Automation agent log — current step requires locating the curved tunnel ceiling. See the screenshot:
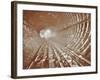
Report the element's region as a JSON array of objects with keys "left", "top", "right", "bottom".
[{"left": 23, "top": 10, "right": 91, "bottom": 69}]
